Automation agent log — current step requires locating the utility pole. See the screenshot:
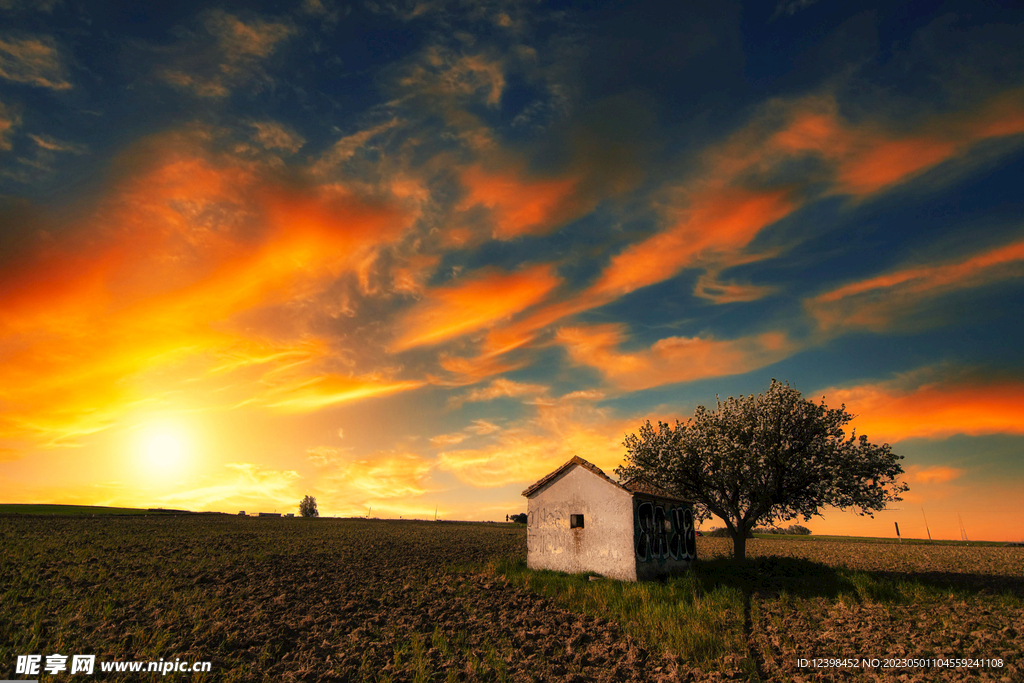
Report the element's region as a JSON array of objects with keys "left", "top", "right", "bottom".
[
  {"left": 894, "top": 522, "right": 901, "bottom": 543},
  {"left": 921, "top": 508, "right": 932, "bottom": 541}
]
